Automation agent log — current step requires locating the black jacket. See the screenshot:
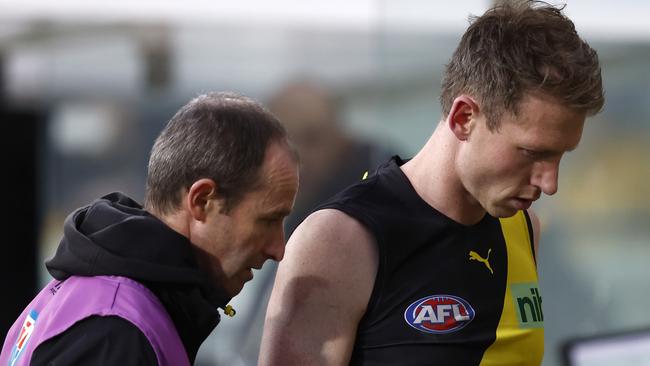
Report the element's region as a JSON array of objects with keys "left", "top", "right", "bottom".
[{"left": 31, "top": 192, "right": 231, "bottom": 365}]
